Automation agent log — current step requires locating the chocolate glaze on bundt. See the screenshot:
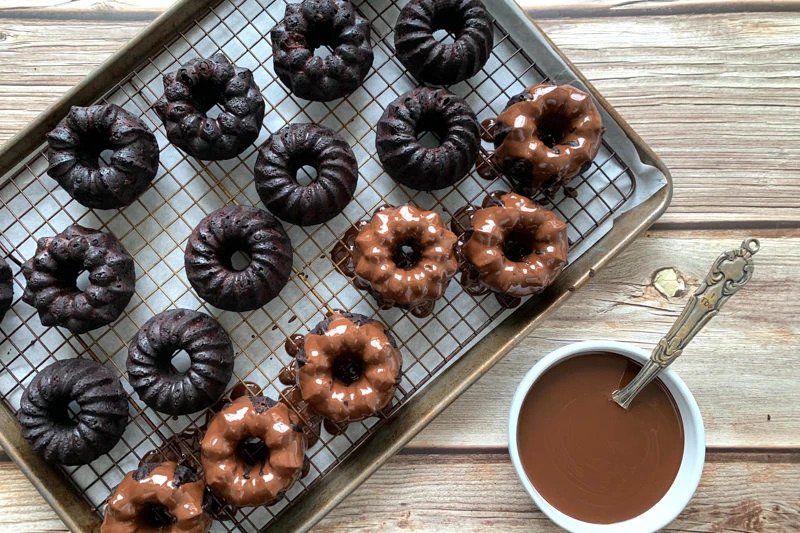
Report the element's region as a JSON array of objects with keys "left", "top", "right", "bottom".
[
  {"left": 488, "top": 84, "right": 604, "bottom": 194},
  {"left": 22, "top": 225, "right": 136, "bottom": 334},
  {"left": 155, "top": 53, "right": 265, "bottom": 161},
  {"left": 254, "top": 123, "right": 358, "bottom": 226},
  {"left": 395, "top": 0, "right": 494, "bottom": 86},
  {"left": 127, "top": 309, "right": 234, "bottom": 415},
  {"left": 102, "top": 462, "right": 210, "bottom": 533},
  {"left": 184, "top": 205, "right": 293, "bottom": 312},
  {"left": 352, "top": 204, "right": 459, "bottom": 316},
  {"left": 0, "top": 257, "right": 12, "bottom": 323},
  {"left": 376, "top": 87, "right": 480, "bottom": 190},
  {"left": 296, "top": 311, "right": 402, "bottom": 423},
  {"left": 271, "top": 0, "right": 374, "bottom": 102},
  {"left": 45, "top": 104, "right": 159, "bottom": 210},
  {"left": 201, "top": 396, "right": 306, "bottom": 507},
  {"left": 460, "top": 192, "right": 568, "bottom": 297},
  {"left": 18, "top": 358, "right": 128, "bottom": 465}
]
